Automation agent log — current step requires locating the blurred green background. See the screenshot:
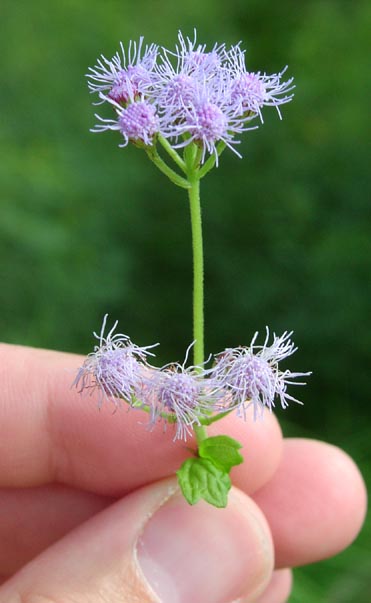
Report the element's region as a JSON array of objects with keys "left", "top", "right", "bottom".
[{"left": 1, "top": 0, "right": 370, "bottom": 600}]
